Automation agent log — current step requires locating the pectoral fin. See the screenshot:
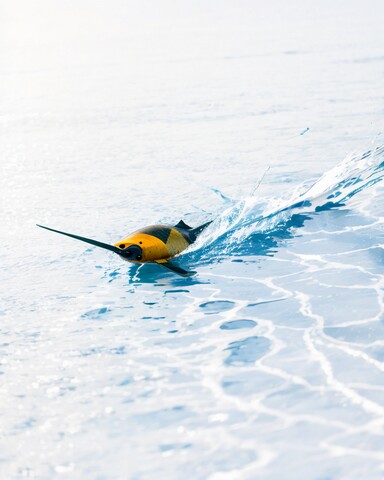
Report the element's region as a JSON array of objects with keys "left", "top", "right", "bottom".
[{"left": 154, "top": 260, "right": 196, "bottom": 277}]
